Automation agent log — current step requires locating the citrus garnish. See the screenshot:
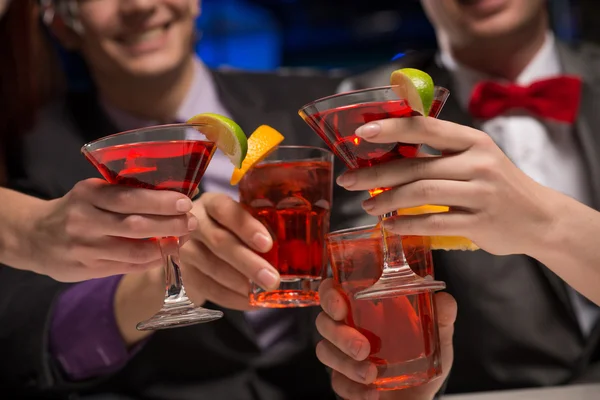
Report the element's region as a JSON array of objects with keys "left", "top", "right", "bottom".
[
  {"left": 378, "top": 204, "right": 479, "bottom": 251},
  {"left": 187, "top": 113, "right": 248, "bottom": 168},
  {"left": 390, "top": 68, "right": 435, "bottom": 116},
  {"left": 230, "top": 125, "right": 285, "bottom": 185}
]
